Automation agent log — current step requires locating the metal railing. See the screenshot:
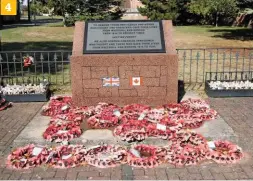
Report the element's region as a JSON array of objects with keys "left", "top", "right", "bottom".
[
  {"left": 177, "top": 48, "right": 253, "bottom": 84},
  {"left": 0, "top": 48, "right": 253, "bottom": 87},
  {"left": 0, "top": 51, "right": 72, "bottom": 86}
]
